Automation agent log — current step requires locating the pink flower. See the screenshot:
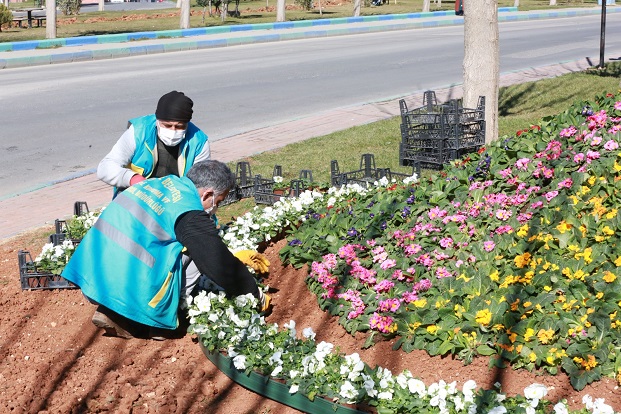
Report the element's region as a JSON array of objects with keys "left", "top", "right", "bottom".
[
  {"left": 377, "top": 298, "right": 400, "bottom": 312},
  {"left": 615, "top": 101, "right": 621, "bottom": 111},
  {"left": 369, "top": 313, "right": 396, "bottom": 334},
  {"left": 530, "top": 201, "right": 544, "bottom": 209},
  {"left": 428, "top": 206, "right": 447, "bottom": 220},
  {"left": 515, "top": 158, "right": 530, "bottom": 171},
  {"left": 435, "top": 267, "right": 453, "bottom": 279},
  {"left": 498, "top": 168, "right": 512, "bottom": 178},
  {"left": 586, "top": 150, "right": 600, "bottom": 160},
  {"left": 439, "top": 237, "right": 453, "bottom": 249},
  {"left": 604, "top": 140, "right": 619, "bottom": 151},
  {"left": 544, "top": 191, "right": 559, "bottom": 202},
  {"left": 495, "top": 209, "right": 513, "bottom": 221},
  {"left": 374, "top": 280, "right": 395, "bottom": 293},
  {"left": 483, "top": 240, "right": 496, "bottom": 252},
  {"left": 557, "top": 178, "right": 573, "bottom": 189},
  {"left": 380, "top": 259, "right": 397, "bottom": 270},
  {"left": 560, "top": 126, "right": 577, "bottom": 137}
]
